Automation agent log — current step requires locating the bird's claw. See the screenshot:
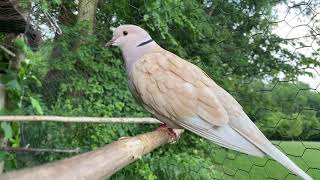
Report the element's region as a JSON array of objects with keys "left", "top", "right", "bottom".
[{"left": 157, "top": 124, "right": 179, "bottom": 143}]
